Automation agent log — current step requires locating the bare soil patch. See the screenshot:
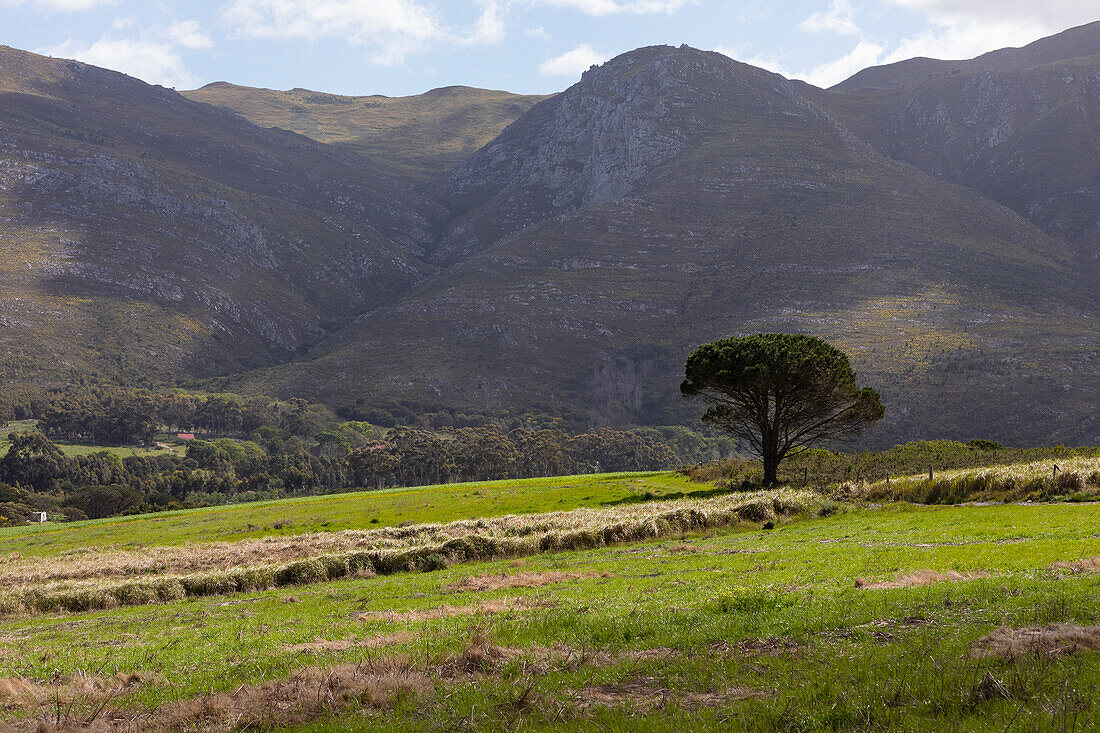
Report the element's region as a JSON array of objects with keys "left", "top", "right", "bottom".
[{"left": 972, "top": 624, "right": 1100, "bottom": 659}]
